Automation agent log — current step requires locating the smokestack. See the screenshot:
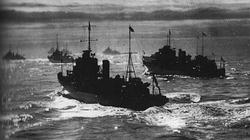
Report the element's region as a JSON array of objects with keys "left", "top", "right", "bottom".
[{"left": 102, "top": 60, "right": 110, "bottom": 79}]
